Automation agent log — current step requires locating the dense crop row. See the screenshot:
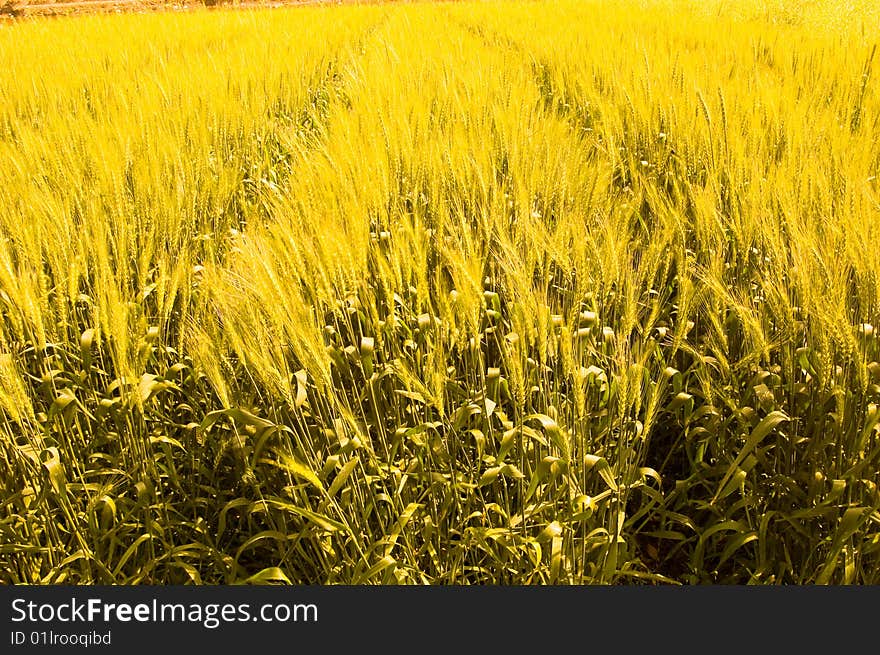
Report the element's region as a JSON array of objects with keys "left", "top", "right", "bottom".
[{"left": 2, "top": 0, "right": 879, "bottom": 584}]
